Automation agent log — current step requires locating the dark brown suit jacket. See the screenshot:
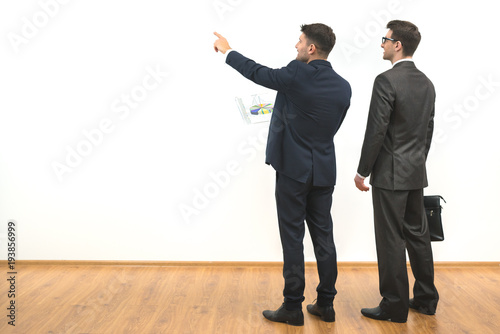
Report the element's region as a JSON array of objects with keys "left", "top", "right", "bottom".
[{"left": 357, "top": 61, "right": 435, "bottom": 190}]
